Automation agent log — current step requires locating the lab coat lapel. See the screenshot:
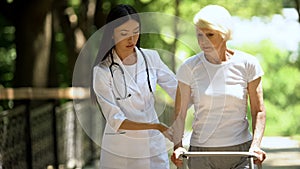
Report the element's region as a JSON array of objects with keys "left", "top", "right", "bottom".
[
  {"left": 112, "top": 50, "right": 142, "bottom": 94},
  {"left": 135, "top": 47, "right": 147, "bottom": 87}
]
